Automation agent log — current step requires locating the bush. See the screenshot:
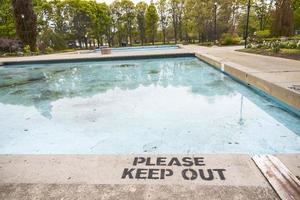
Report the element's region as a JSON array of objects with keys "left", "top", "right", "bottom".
[
  {"left": 0, "top": 38, "right": 22, "bottom": 53},
  {"left": 271, "top": 41, "right": 280, "bottom": 53},
  {"left": 220, "top": 33, "right": 241, "bottom": 45},
  {"left": 288, "top": 40, "right": 297, "bottom": 49},
  {"left": 279, "top": 41, "right": 289, "bottom": 48},
  {"left": 45, "top": 47, "right": 54, "bottom": 54},
  {"left": 23, "top": 45, "right": 31, "bottom": 55},
  {"left": 255, "top": 30, "right": 271, "bottom": 38}
]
